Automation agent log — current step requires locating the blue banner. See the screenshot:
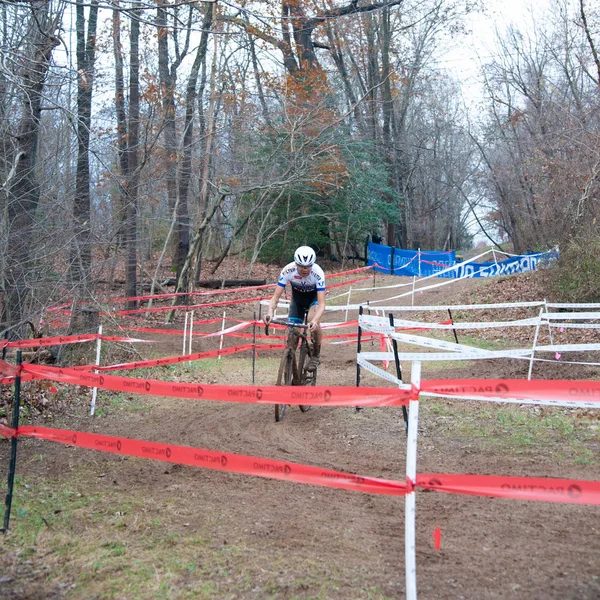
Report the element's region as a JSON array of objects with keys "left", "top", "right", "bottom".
[
  {"left": 438, "top": 251, "right": 556, "bottom": 278},
  {"left": 367, "top": 242, "right": 556, "bottom": 278},
  {"left": 367, "top": 242, "right": 455, "bottom": 276}
]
